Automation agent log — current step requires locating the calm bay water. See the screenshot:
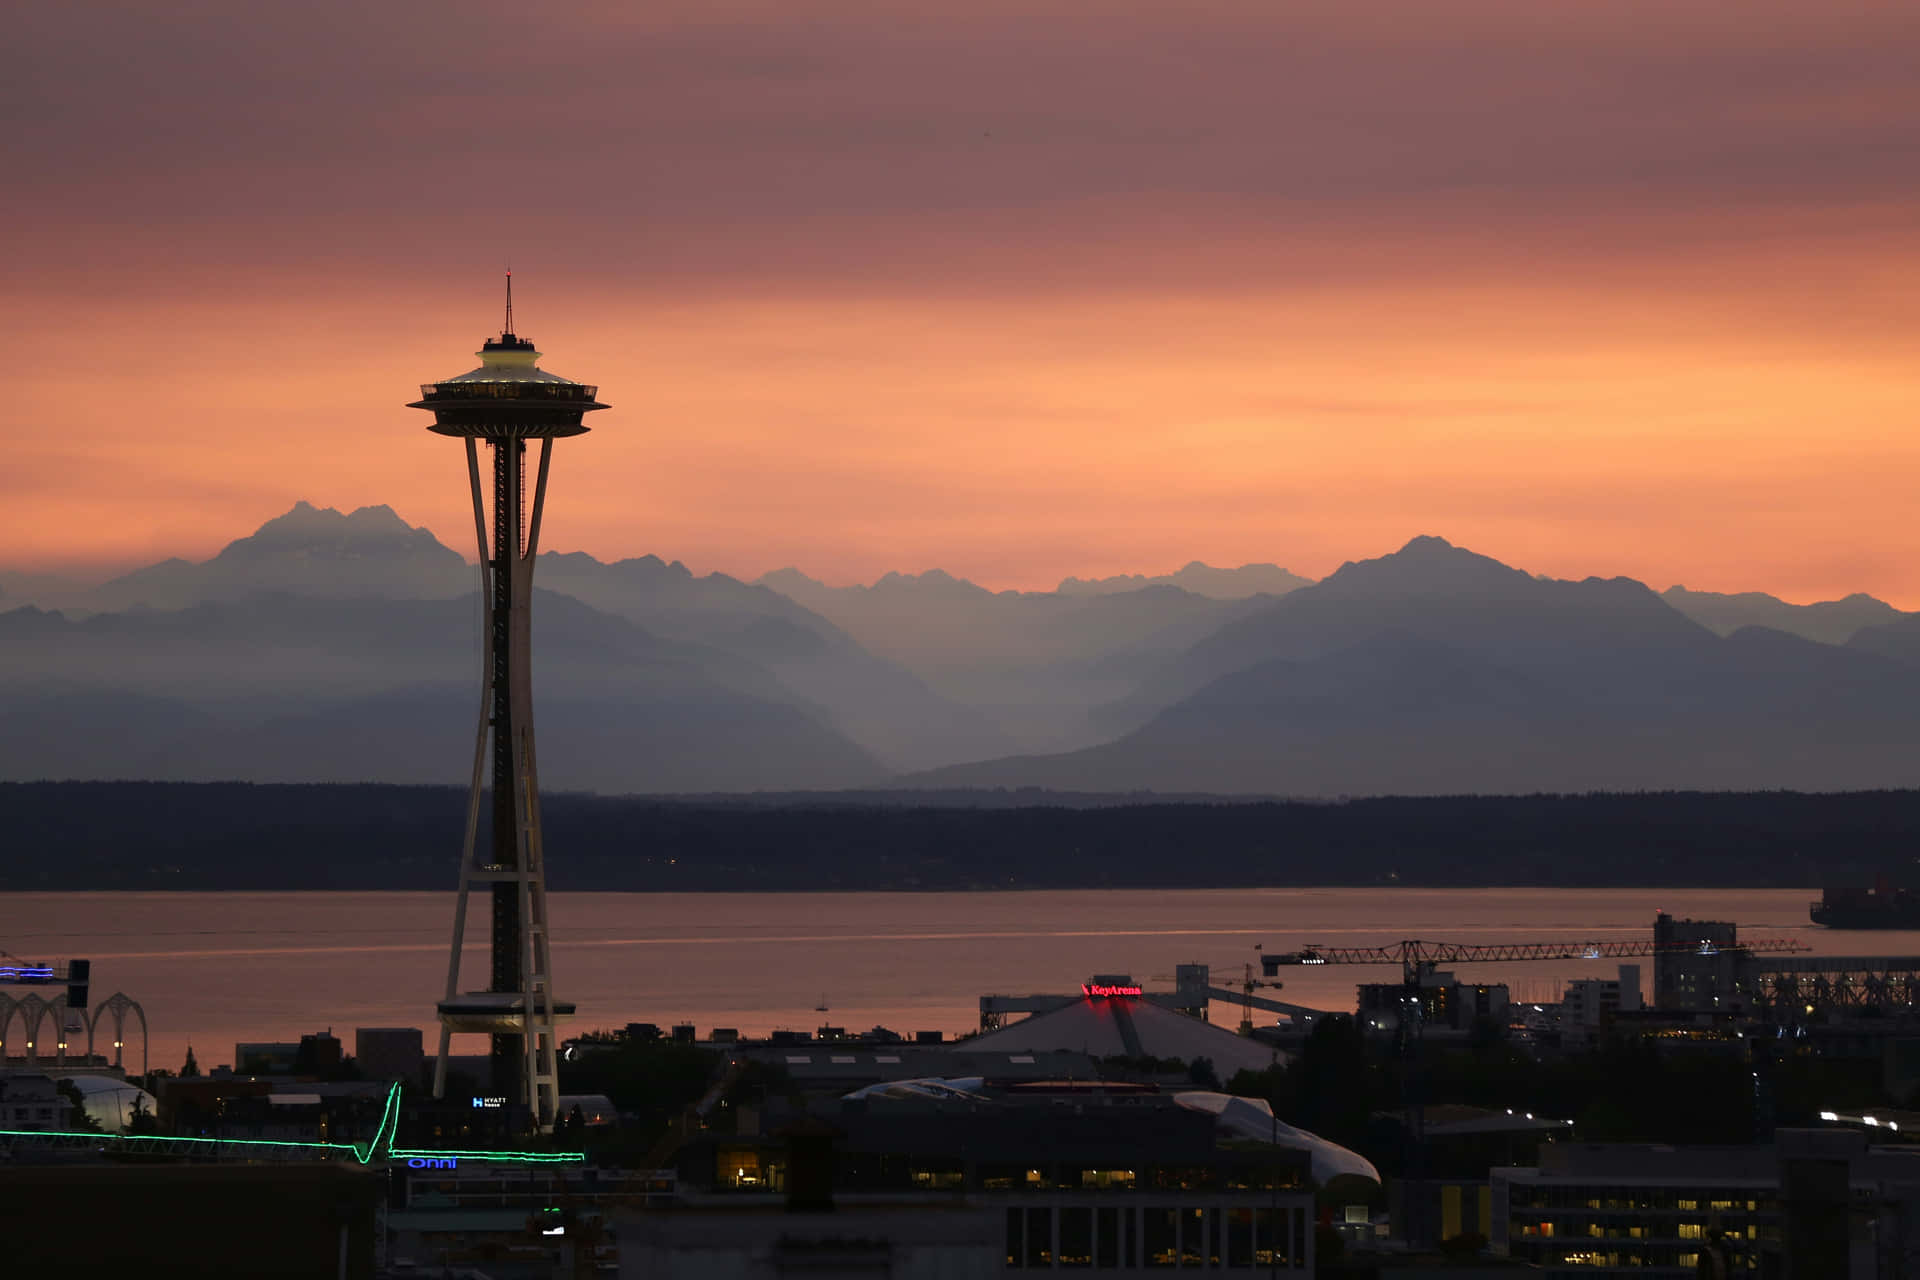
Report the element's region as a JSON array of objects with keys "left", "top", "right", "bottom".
[{"left": 4, "top": 888, "right": 1836, "bottom": 1077}]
